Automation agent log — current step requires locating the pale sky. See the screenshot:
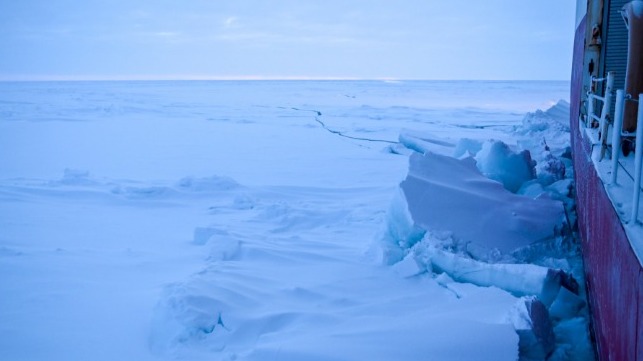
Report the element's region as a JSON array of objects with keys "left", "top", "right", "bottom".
[{"left": 0, "top": 0, "right": 576, "bottom": 81}]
